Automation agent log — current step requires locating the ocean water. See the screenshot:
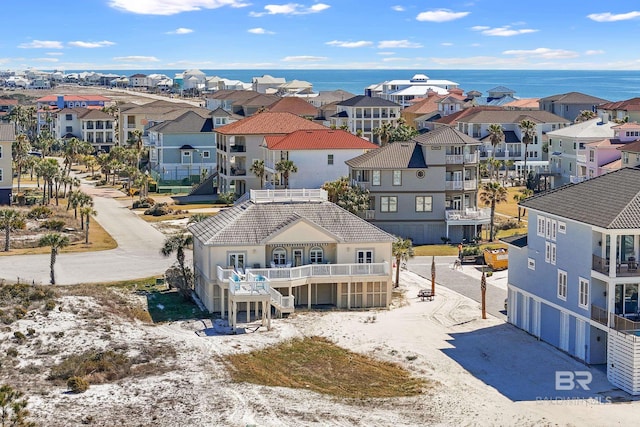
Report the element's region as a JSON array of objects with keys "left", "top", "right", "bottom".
[{"left": 68, "top": 69, "right": 640, "bottom": 101}]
